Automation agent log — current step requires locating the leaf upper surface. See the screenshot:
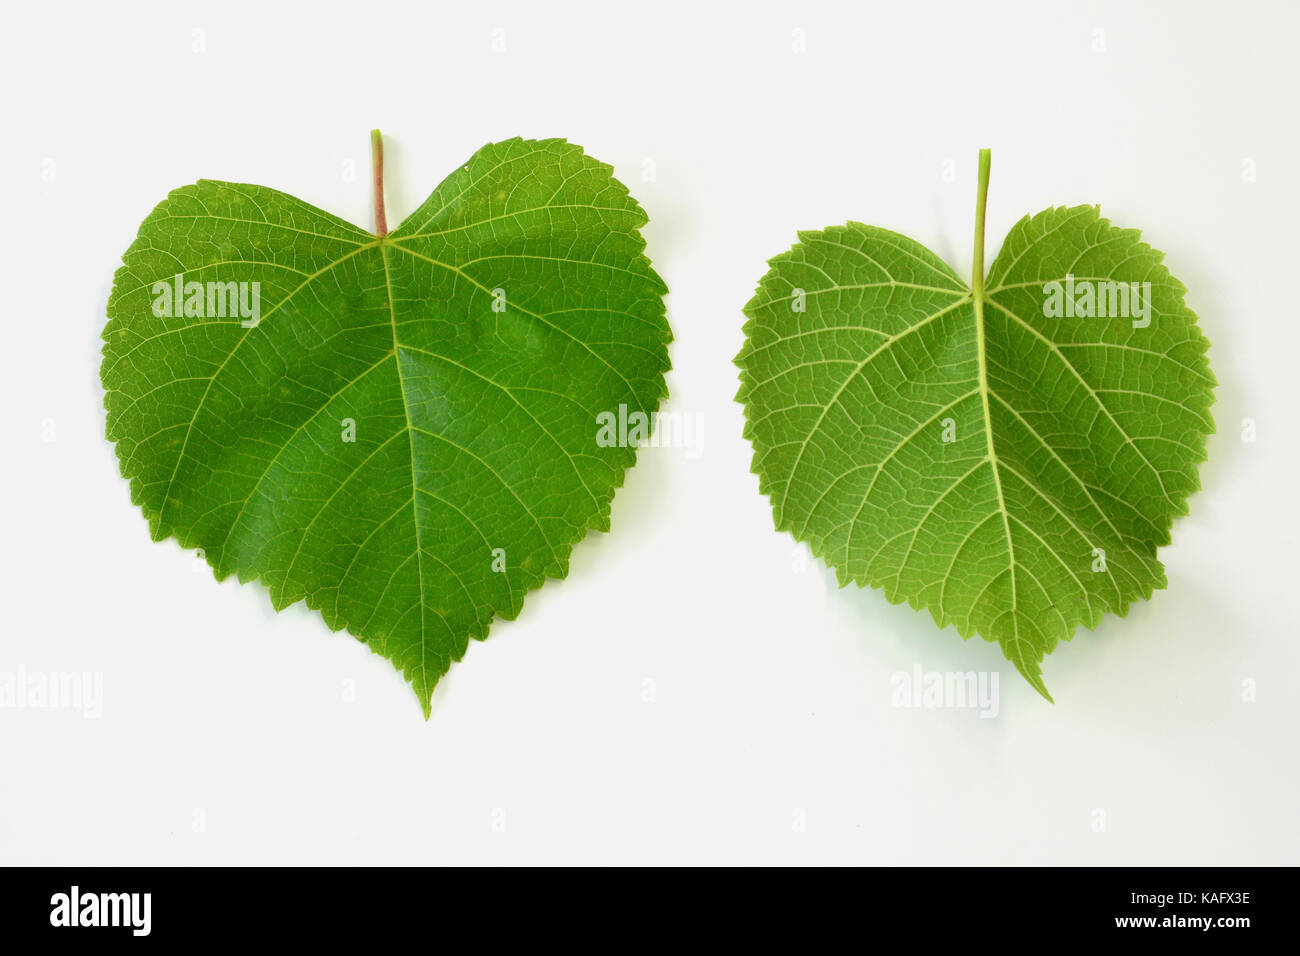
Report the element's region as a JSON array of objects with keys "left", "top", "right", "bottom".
[{"left": 103, "top": 138, "right": 670, "bottom": 714}]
